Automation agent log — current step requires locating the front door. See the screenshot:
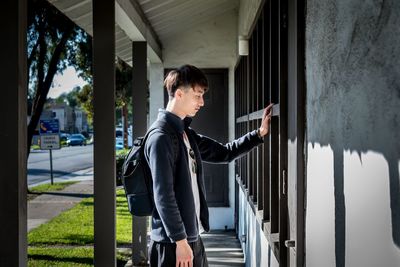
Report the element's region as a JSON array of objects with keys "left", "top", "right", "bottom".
[{"left": 164, "top": 68, "right": 229, "bottom": 207}]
